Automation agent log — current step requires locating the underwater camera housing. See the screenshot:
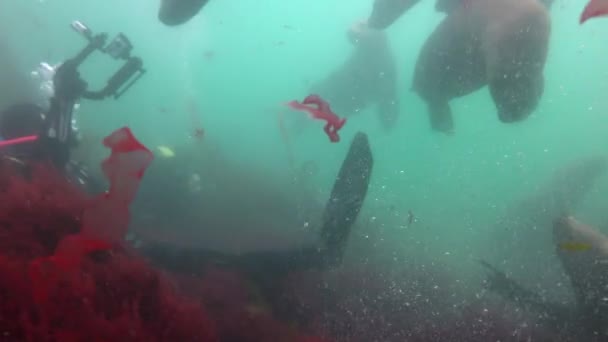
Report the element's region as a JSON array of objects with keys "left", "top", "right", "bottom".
[
  {"left": 69, "top": 20, "right": 145, "bottom": 100},
  {"left": 39, "top": 20, "right": 146, "bottom": 168}
]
